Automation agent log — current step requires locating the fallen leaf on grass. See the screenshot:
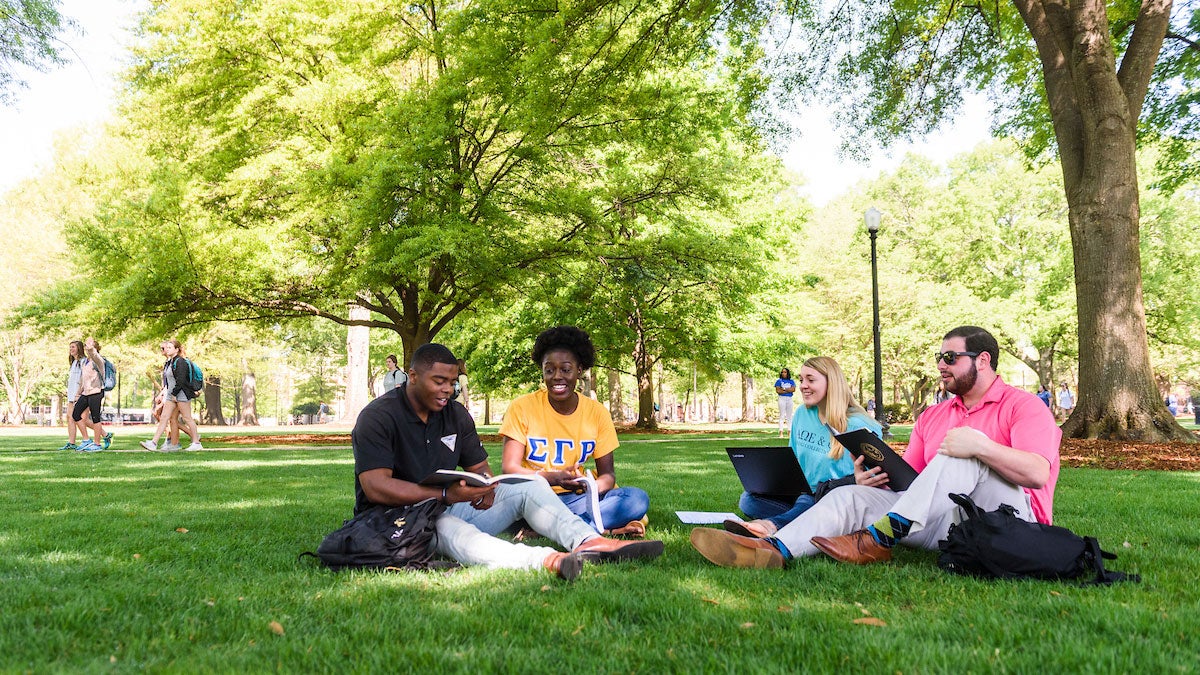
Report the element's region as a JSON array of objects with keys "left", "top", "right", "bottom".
[
  {"left": 740, "top": 622, "right": 755, "bottom": 629},
  {"left": 701, "top": 597, "right": 719, "bottom": 605},
  {"left": 860, "top": 607, "right": 871, "bottom": 616},
  {"left": 269, "top": 621, "right": 285, "bottom": 636},
  {"left": 540, "top": 584, "right": 551, "bottom": 592},
  {"left": 1050, "top": 591, "right": 1061, "bottom": 596},
  {"left": 133, "top": 554, "right": 141, "bottom": 559},
  {"left": 175, "top": 528, "right": 188, "bottom": 533},
  {"left": 853, "top": 617, "right": 888, "bottom": 627},
  {"left": 777, "top": 606, "right": 792, "bottom": 613},
  {"left": 572, "top": 625, "right": 584, "bottom": 635}
]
